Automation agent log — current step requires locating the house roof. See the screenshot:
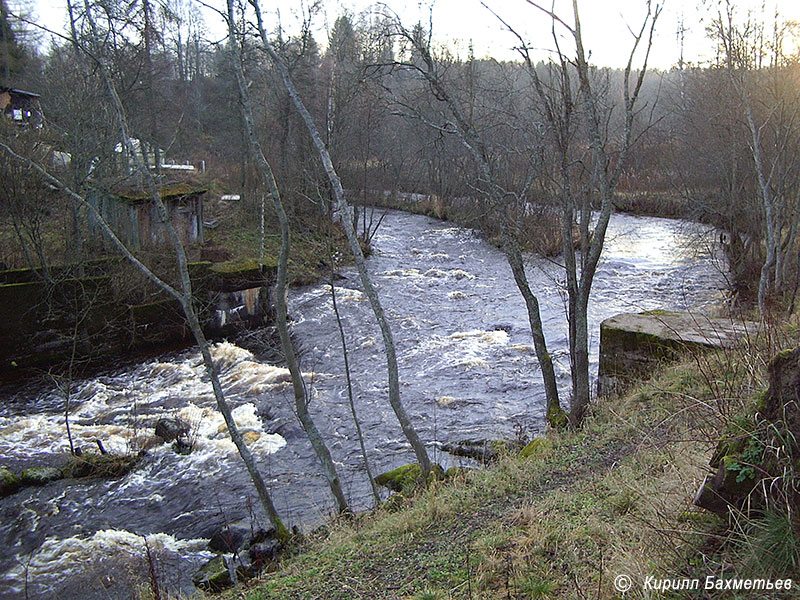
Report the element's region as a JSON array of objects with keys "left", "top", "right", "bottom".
[
  {"left": 0, "top": 87, "right": 41, "bottom": 98},
  {"left": 112, "top": 183, "right": 208, "bottom": 203}
]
